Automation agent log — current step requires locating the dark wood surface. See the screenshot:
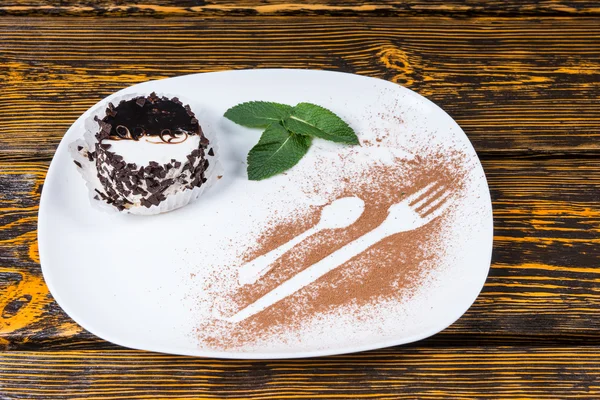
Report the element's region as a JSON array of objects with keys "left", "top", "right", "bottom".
[
  {"left": 1, "top": 1, "right": 599, "bottom": 16},
  {"left": 2, "top": 16, "right": 599, "bottom": 158},
  {"left": 1, "top": 348, "right": 599, "bottom": 399},
  {"left": 0, "top": 1, "right": 598, "bottom": 398}
]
